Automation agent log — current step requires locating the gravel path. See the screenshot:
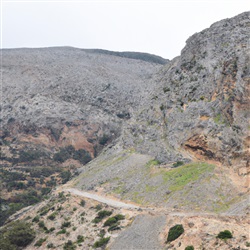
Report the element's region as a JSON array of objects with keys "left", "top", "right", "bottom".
[
  {"left": 110, "top": 214, "right": 166, "bottom": 250},
  {"left": 65, "top": 188, "right": 140, "bottom": 209}
]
